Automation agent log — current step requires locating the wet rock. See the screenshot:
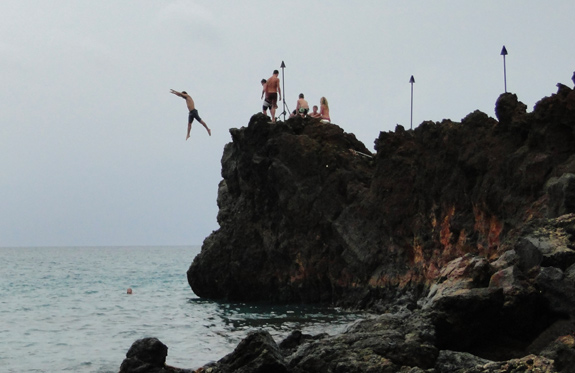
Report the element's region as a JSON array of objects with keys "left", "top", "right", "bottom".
[
  {"left": 119, "top": 337, "right": 192, "bottom": 373},
  {"left": 285, "top": 311, "right": 438, "bottom": 372},
  {"left": 207, "top": 330, "right": 287, "bottom": 373},
  {"left": 278, "top": 330, "right": 323, "bottom": 354}
]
